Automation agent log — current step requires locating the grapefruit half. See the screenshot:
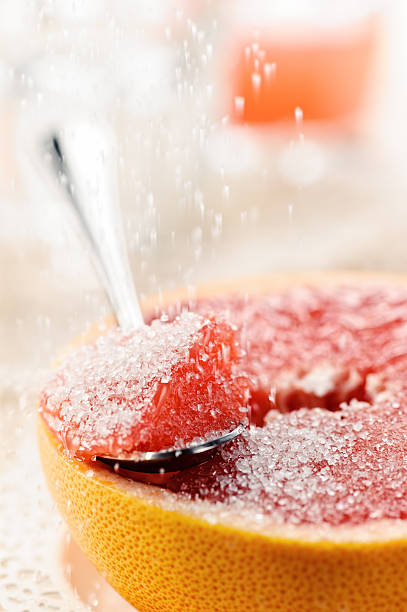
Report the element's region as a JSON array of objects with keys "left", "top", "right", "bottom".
[{"left": 38, "top": 272, "right": 407, "bottom": 612}]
